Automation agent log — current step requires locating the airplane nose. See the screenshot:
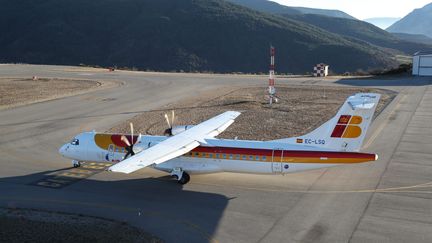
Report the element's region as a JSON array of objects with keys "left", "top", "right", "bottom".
[{"left": 59, "top": 144, "right": 67, "bottom": 156}]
